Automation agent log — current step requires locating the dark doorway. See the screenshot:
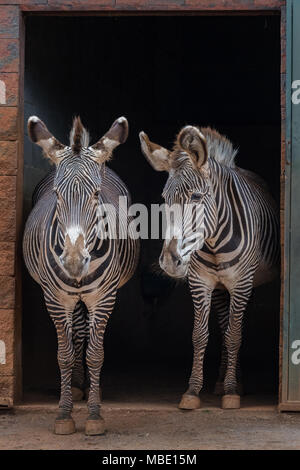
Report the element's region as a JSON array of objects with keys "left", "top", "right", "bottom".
[{"left": 23, "top": 15, "right": 281, "bottom": 402}]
